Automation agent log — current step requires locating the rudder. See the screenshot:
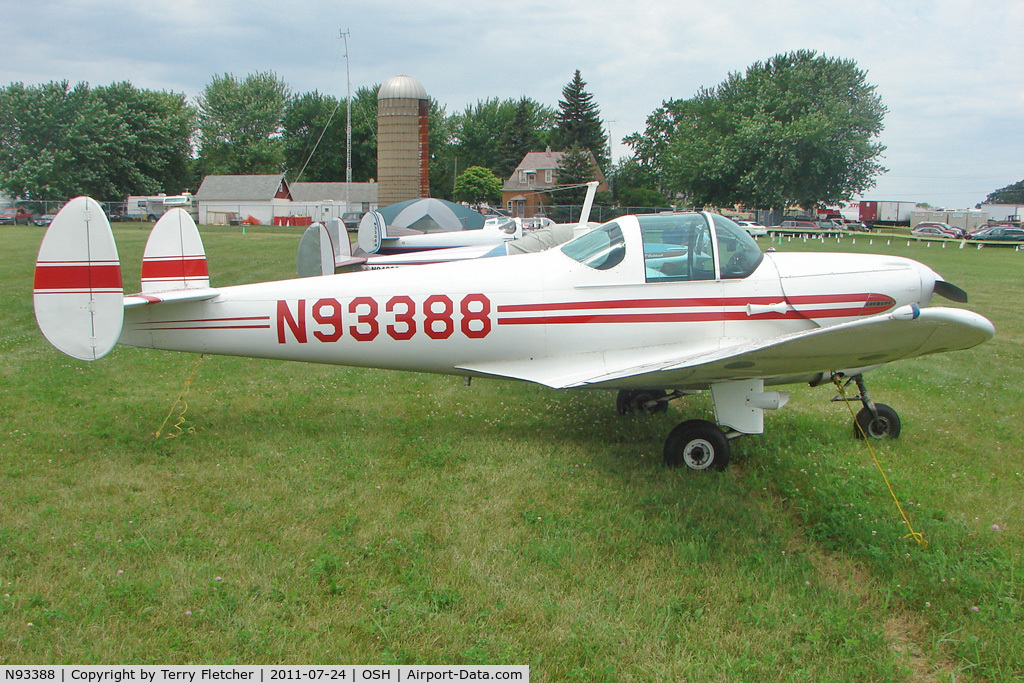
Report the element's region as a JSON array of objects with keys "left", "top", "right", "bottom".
[
  {"left": 141, "top": 208, "right": 209, "bottom": 293},
  {"left": 33, "top": 197, "right": 124, "bottom": 360}
]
